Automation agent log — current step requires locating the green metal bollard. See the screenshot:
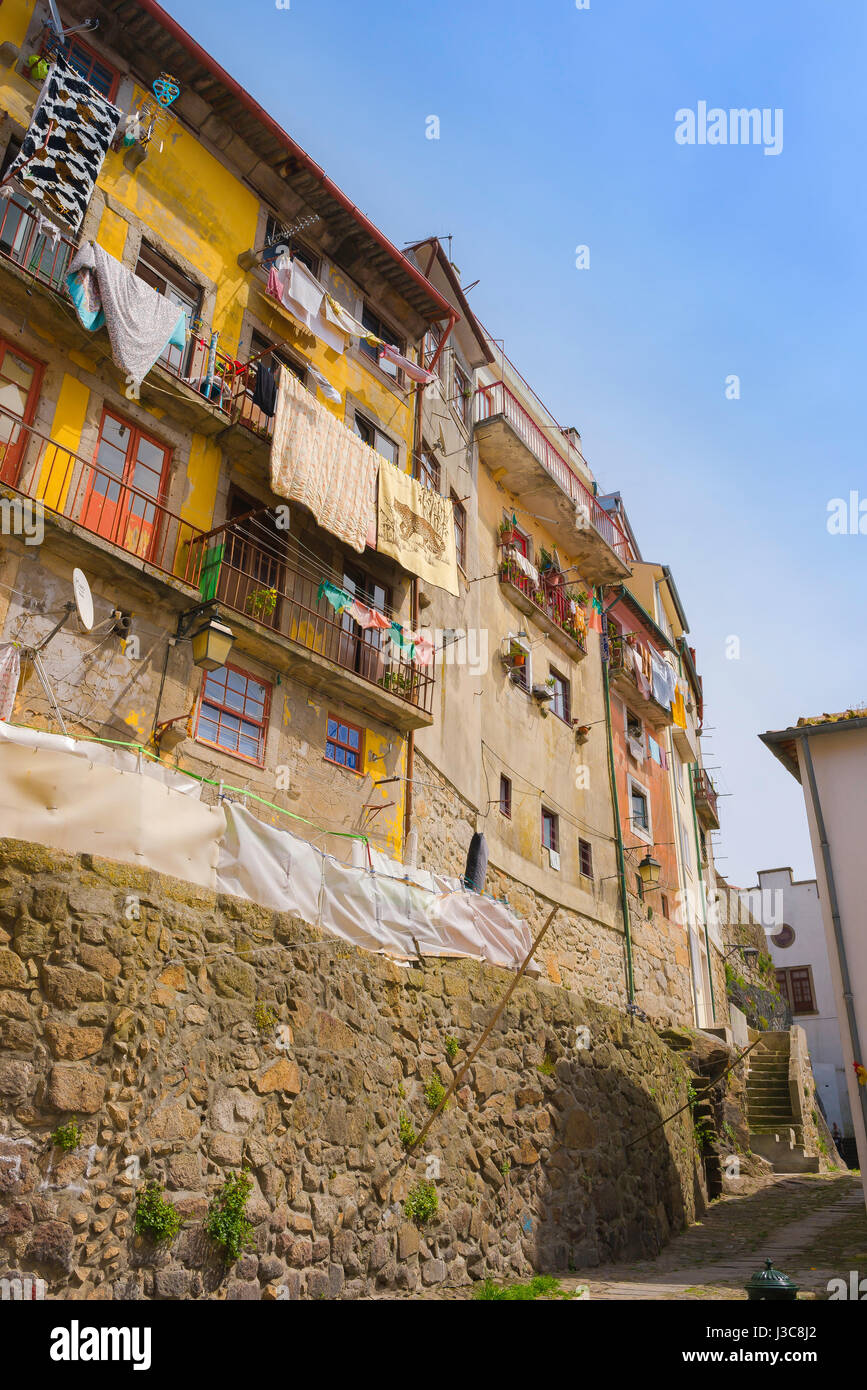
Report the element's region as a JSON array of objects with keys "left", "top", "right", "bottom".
[{"left": 745, "top": 1258, "right": 799, "bottom": 1301}]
